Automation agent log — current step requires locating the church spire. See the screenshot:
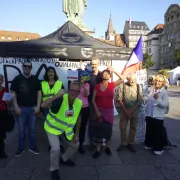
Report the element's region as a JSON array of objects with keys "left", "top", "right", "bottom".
[
  {"left": 105, "top": 14, "right": 115, "bottom": 40},
  {"left": 107, "top": 14, "right": 115, "bottom": 34}
]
